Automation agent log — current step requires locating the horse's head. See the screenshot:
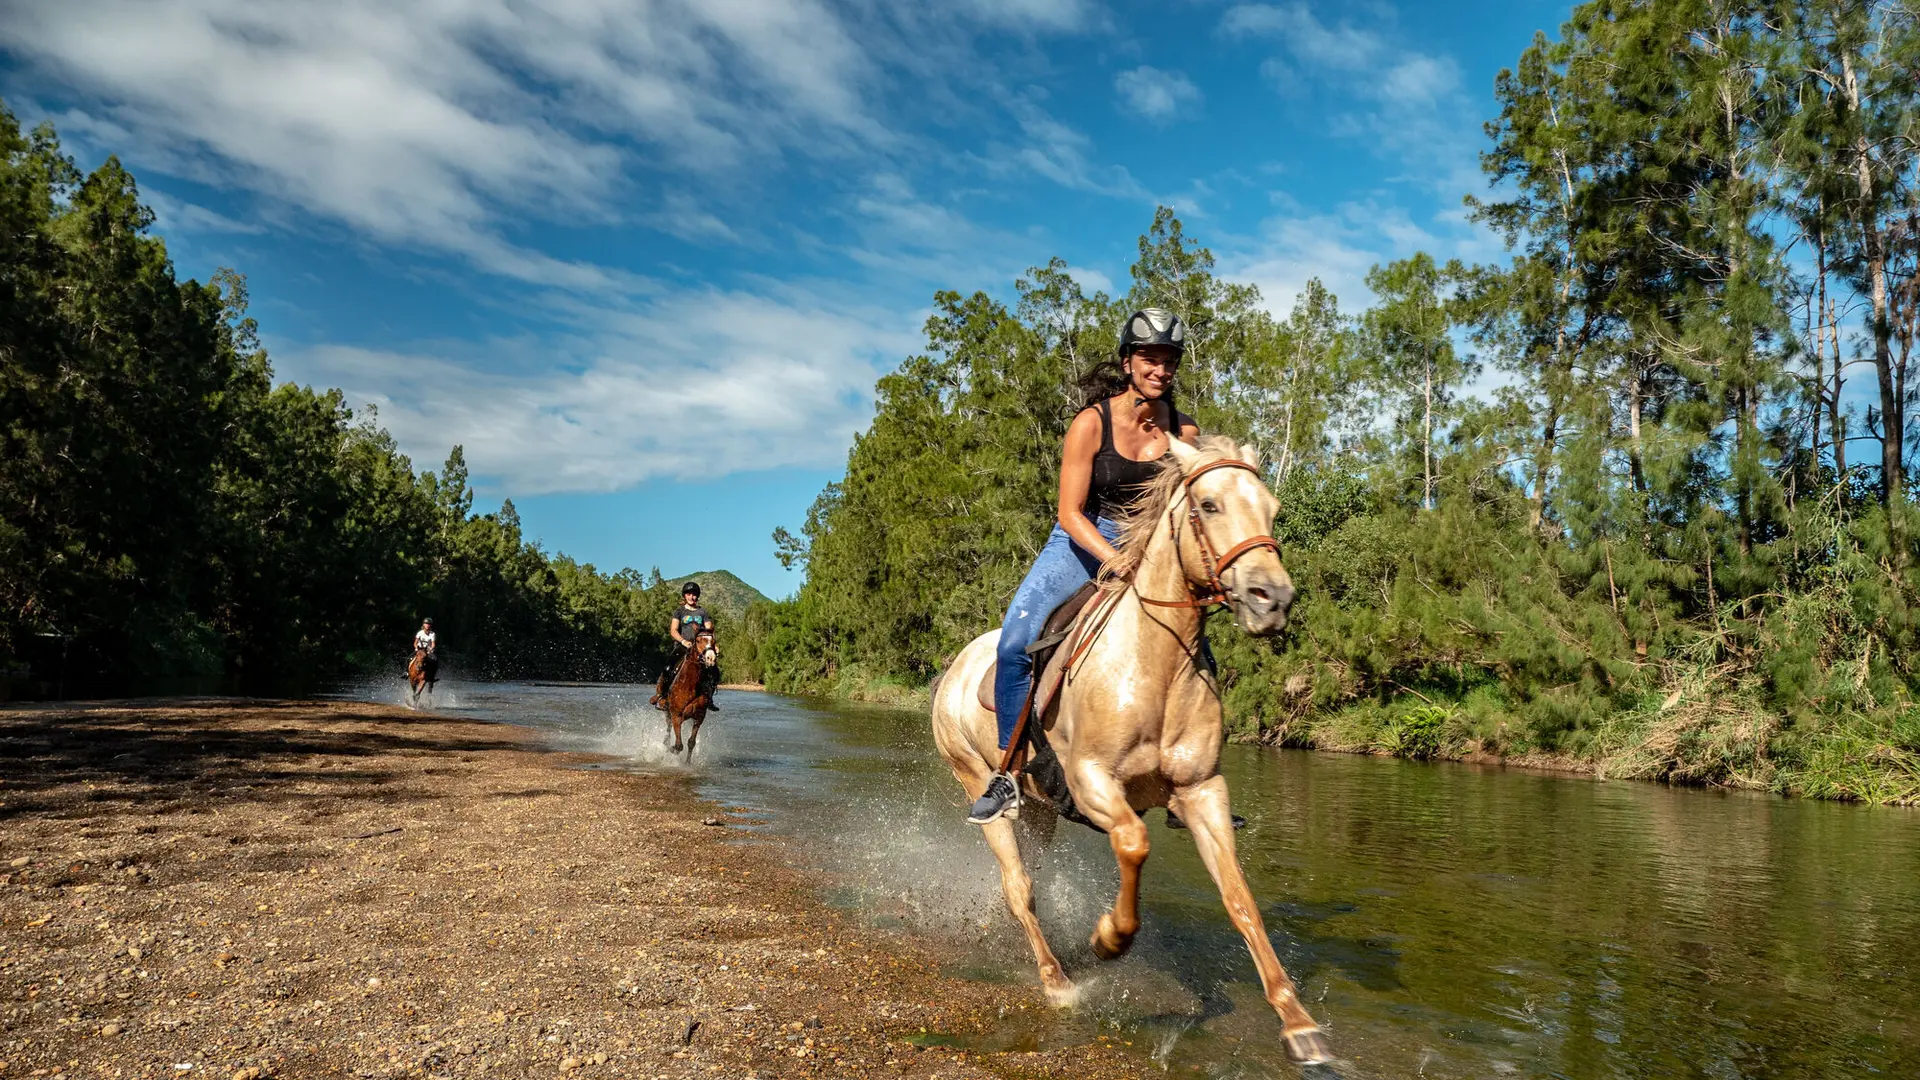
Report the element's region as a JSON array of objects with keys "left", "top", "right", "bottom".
[
  {"left": 1165, "top": 437, "right": 1296, "bottom": 635},
  {"left": 695, "top": 630, "right": 718, "bottom": 667}
]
